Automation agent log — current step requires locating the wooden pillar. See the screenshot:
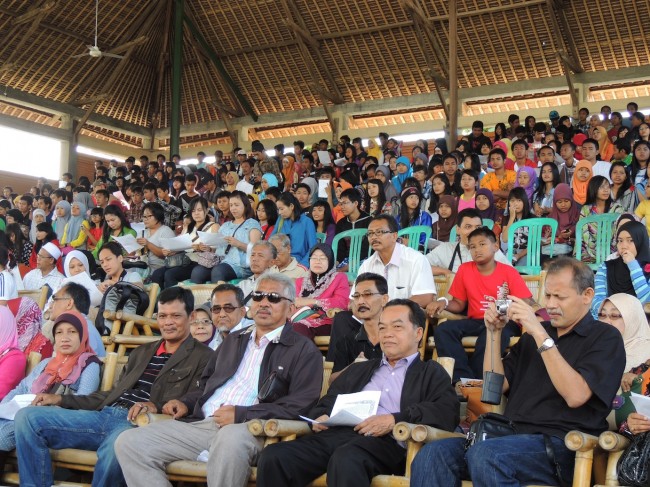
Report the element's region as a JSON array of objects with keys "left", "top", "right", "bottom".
[
  {"left": 170, "top": 0, "right": 184, "bottom": 158},
  {"left": 59, "top": 115, "right": 77, "bottom": 178},
  {"left": 447, "top": 0, "right": 458, "bottom": 151}
]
